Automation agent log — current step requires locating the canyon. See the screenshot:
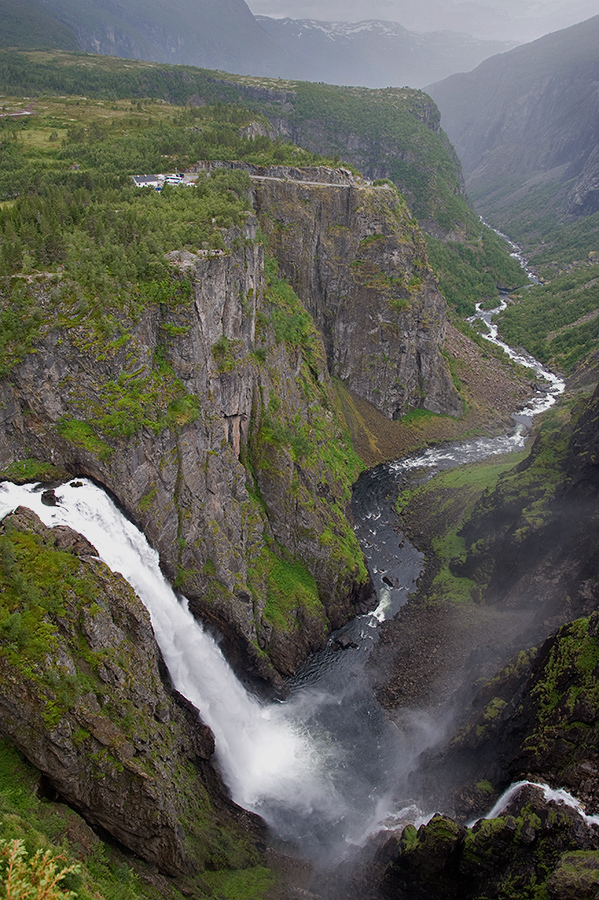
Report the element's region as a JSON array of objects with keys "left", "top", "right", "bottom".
[{"left": 1, "top": 33, "right": 599, "bottom": 900}]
